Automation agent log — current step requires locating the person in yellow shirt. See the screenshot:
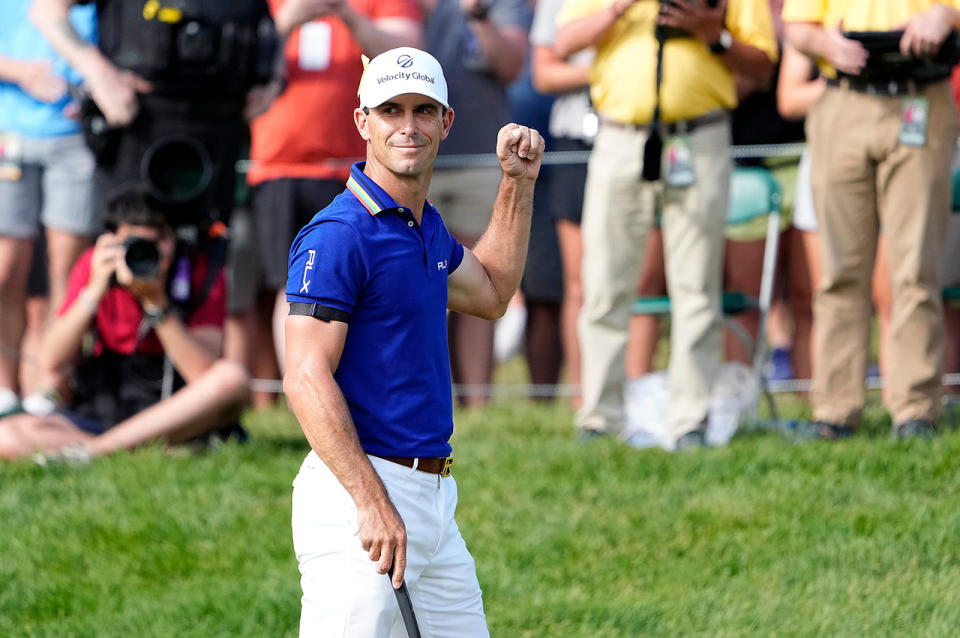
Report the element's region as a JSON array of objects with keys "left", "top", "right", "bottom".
[
  {"left": 554, "top": 0, "right": 777, "bottom": 449},
  {"left": 784, "top": 1, "right": 960, "bottom": 439}
]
